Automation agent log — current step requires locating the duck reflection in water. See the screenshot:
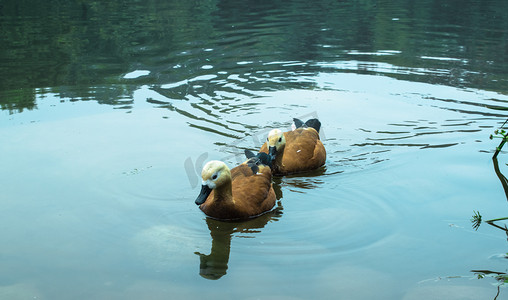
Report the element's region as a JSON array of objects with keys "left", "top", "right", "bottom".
[
  {"left": 279, "top": 166, "right": 327, "bottom": 192},
  {"left": 195, "top": 204, "right": 283, "bottom": 280}
]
